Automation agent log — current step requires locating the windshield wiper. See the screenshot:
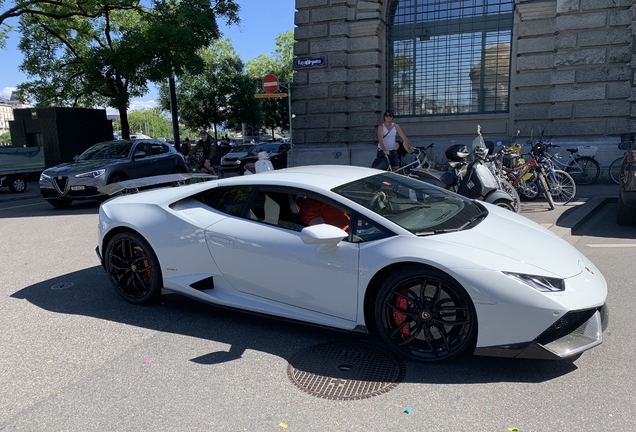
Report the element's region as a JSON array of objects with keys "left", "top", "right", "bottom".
[{"left": 415, "top": 210, "right": 488, "bottom": 236}]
